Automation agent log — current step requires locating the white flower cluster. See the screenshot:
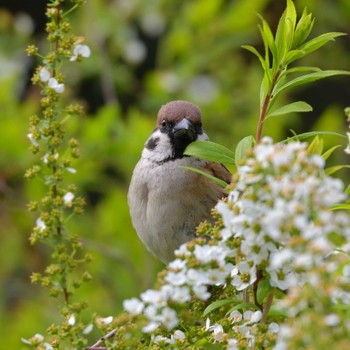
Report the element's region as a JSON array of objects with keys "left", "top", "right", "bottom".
[
  {"left": 39, "top": 44, "right": 91, "bottom": 93},
  {"left": 123, "top": 137, "right": 350, "bottom": 348}
]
